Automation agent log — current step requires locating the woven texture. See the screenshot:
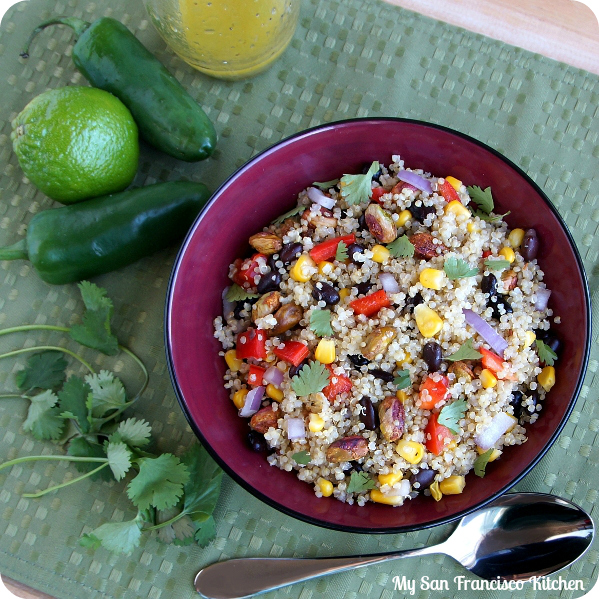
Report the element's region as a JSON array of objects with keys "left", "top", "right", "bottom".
[{"left": 0, "top": 0, "right": 598, "bottom": 597}]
